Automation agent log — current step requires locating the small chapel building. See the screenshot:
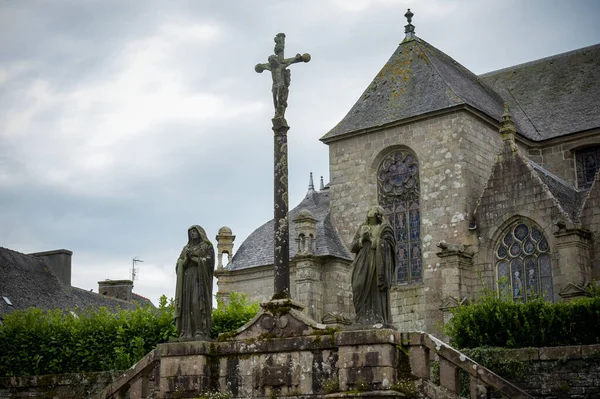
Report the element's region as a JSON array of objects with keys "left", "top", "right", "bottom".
[{"left": 216, "top": 11, "right": 600, "bottom": 334}]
